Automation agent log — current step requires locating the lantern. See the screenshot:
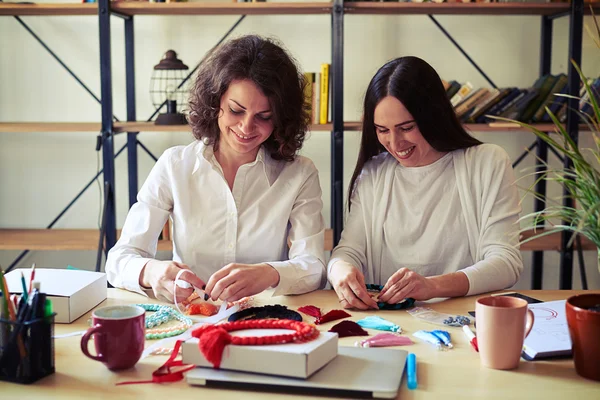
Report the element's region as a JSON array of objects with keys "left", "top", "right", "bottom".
[{"left": 150, "top": 50, "right": 189, "bottom": 125}]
